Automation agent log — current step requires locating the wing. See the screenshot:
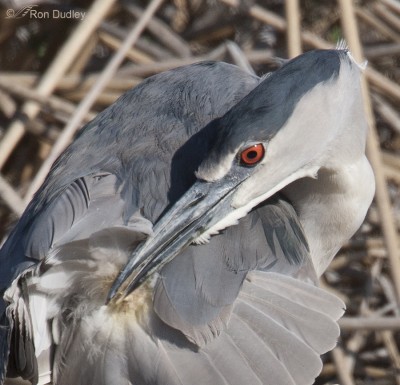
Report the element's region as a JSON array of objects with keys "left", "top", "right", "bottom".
[
  {"left": 16, "top": 218, "right": 343, "bottom": 385},
  {"left": 152, "top": 195, "right": 318, "bottom": 346}
]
